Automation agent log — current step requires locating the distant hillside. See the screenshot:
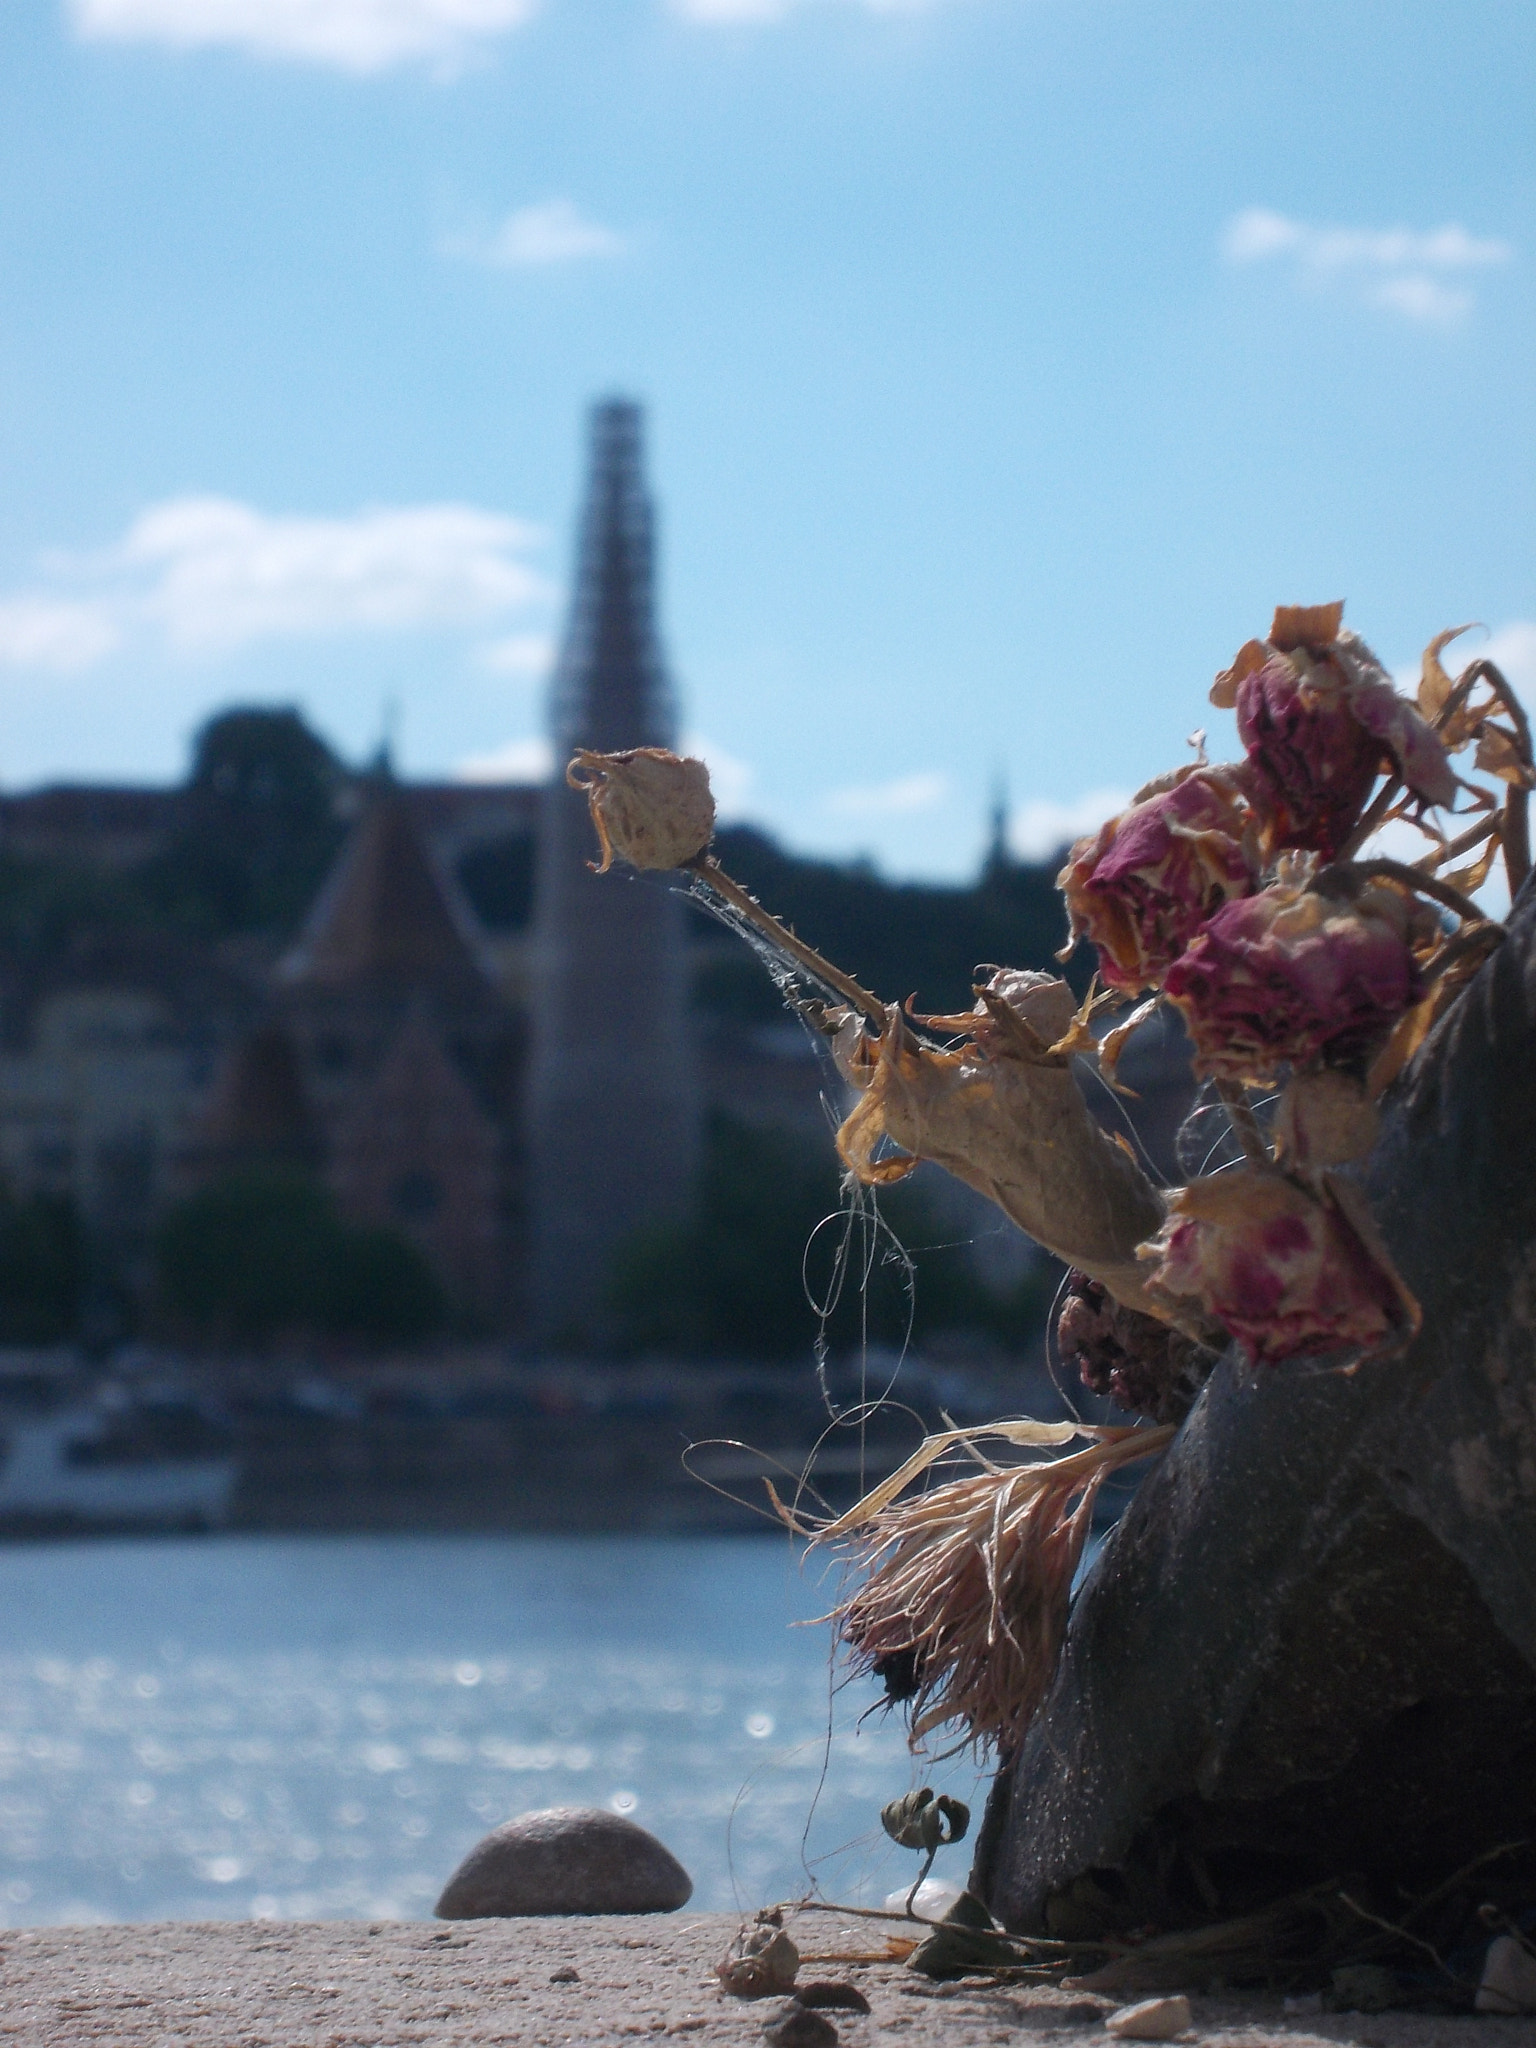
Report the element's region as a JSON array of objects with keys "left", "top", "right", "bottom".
[{"left": 0, "top": 705, "right": 1084, "bottom": 1017}]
